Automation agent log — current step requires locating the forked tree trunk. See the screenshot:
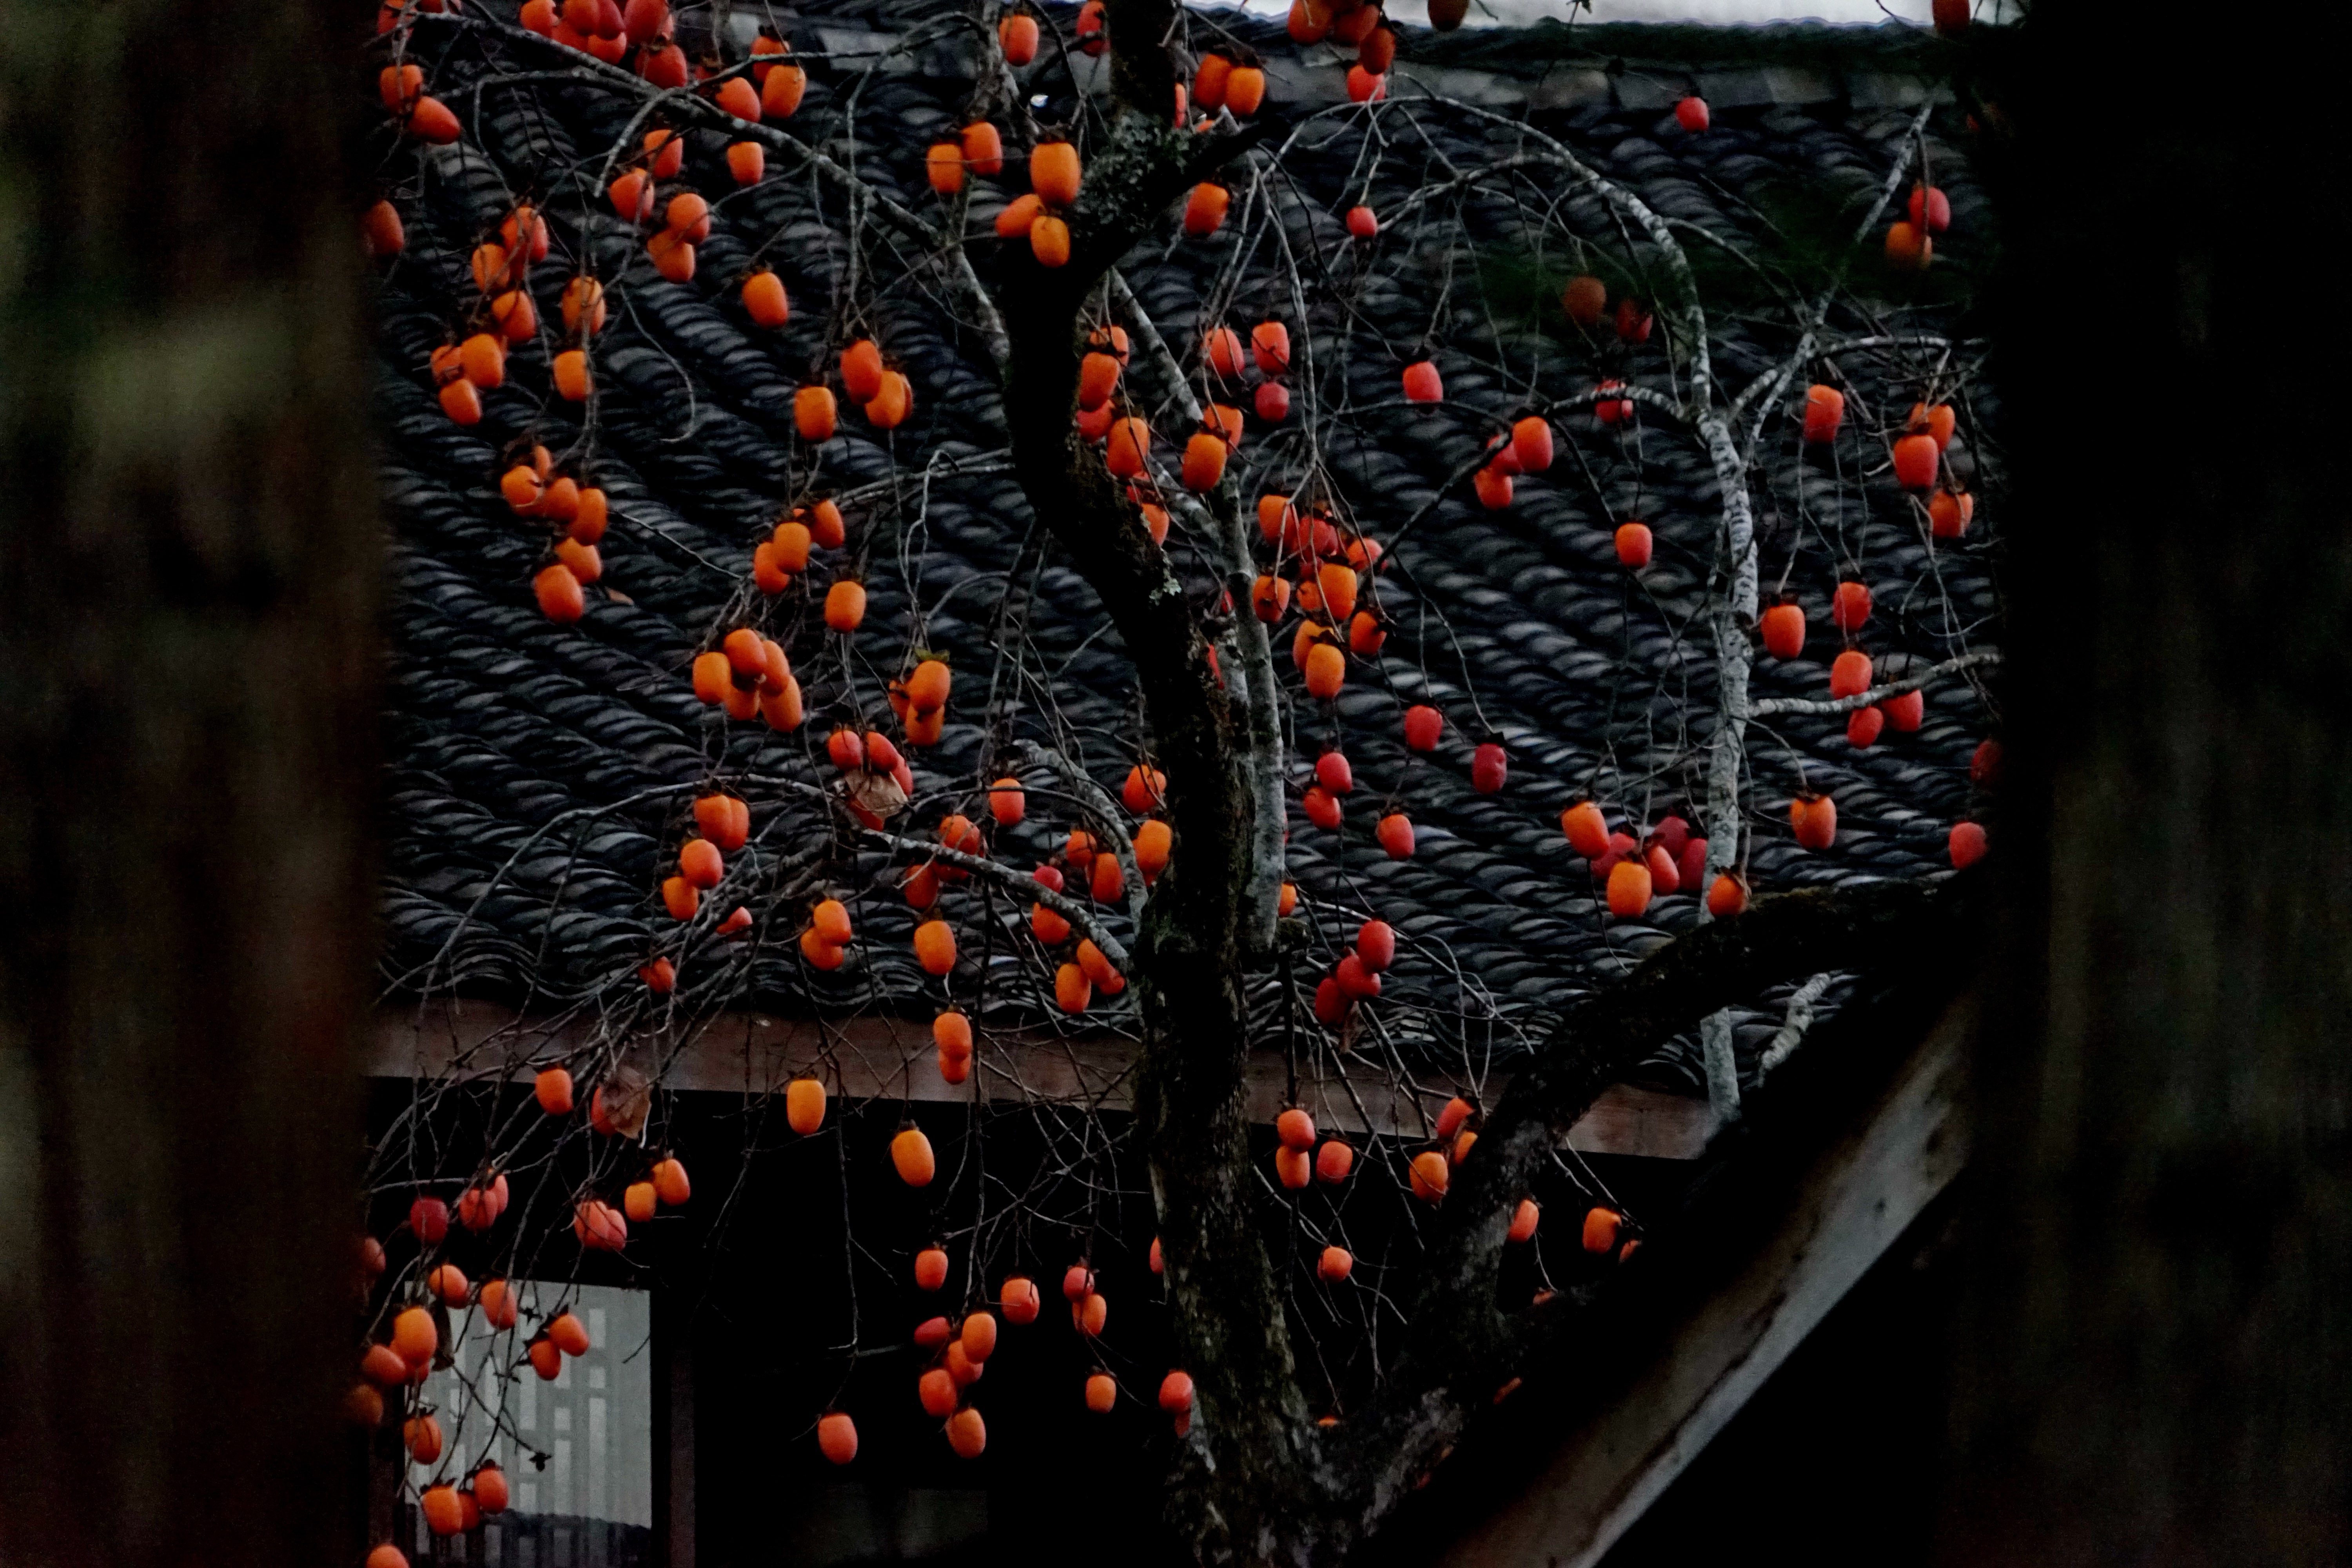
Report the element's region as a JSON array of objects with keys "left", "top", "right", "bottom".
[
  {"left": 1941, "top": 7, "right": 2352, "bottom": 1561},
  {"left": 0, "top": 4, "right": 379, "bottom": 1565}
]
